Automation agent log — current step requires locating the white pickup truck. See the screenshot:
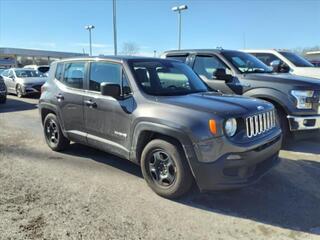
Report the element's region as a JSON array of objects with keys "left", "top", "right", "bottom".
[{"left": 243, "top": 49, "right": 320, "bottom": 79}]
